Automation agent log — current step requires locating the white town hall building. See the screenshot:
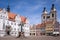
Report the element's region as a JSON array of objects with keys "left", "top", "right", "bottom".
[{"left": 0, "top": 6, "right": 30, "bottom": 37}]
